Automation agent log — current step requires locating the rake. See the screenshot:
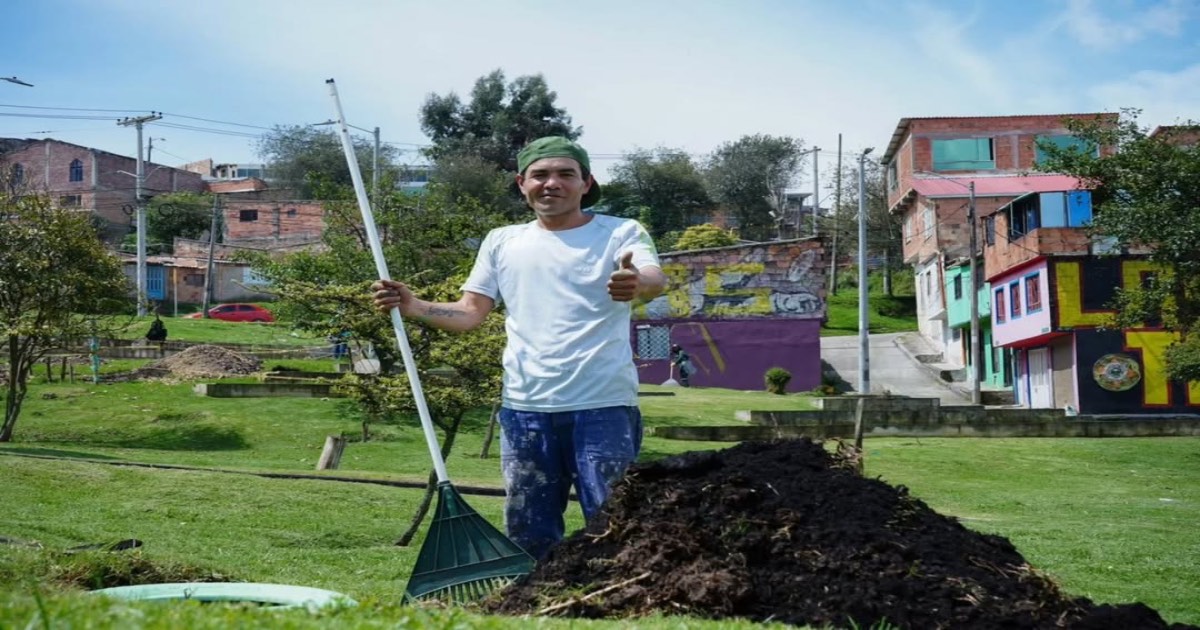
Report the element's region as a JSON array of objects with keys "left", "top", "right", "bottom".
[{"left": 326, "top": 79, "right": 534, "bottom": 603}]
